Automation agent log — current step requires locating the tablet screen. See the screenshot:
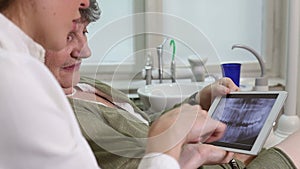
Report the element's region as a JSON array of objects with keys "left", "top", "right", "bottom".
[{"left": 209, "top": 93, "right": 278, "bottom": 151}]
